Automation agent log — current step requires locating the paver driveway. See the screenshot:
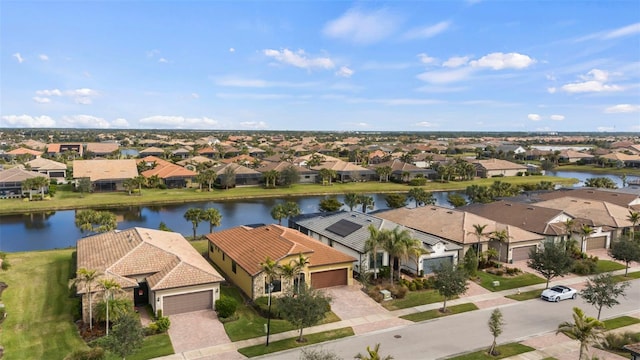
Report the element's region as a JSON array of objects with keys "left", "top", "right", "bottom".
[{"left": 168, "top": 310, "right": 231, "bottom": 353}]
